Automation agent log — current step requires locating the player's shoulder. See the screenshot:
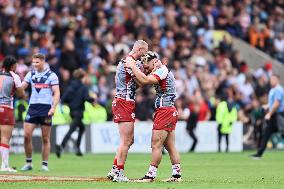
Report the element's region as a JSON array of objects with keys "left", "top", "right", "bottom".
[
  {"left": 155, "top": 65, "right": 169, "bottom": 75},
  {"left": 48, "top": 70, "right": 58, "bottom": 78},
  {"left": 125, "top": 55, "right": 135, "bottom": 61},
  {"left": 25, "top": 70, "right": 32, "bottom": 76},
  {"left": 9, "top": 71, "right": 20, "bottom": 80}
]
